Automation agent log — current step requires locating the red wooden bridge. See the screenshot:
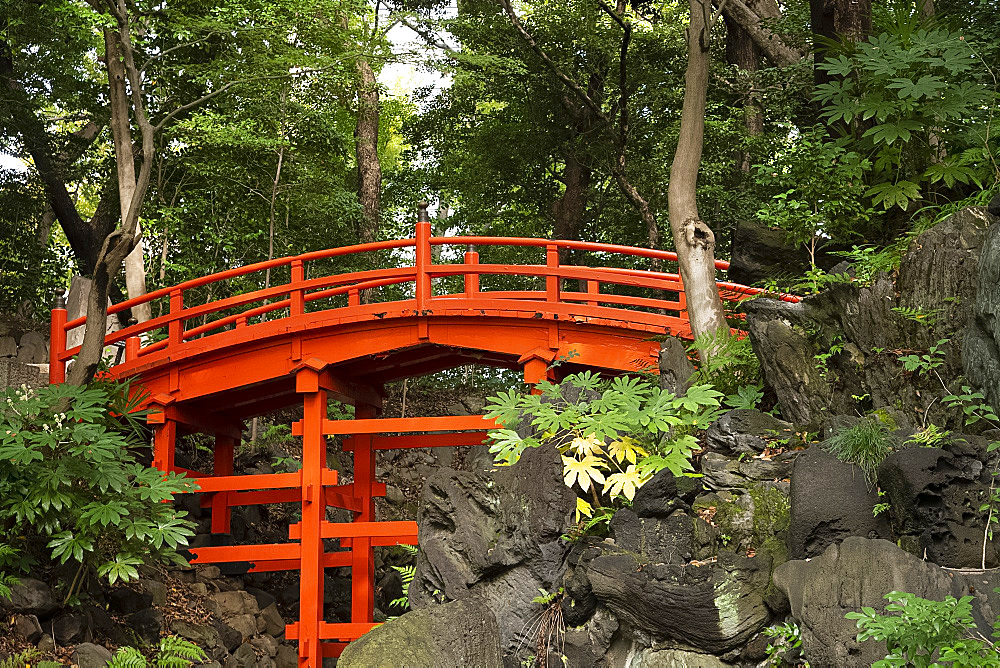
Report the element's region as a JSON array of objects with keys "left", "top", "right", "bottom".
[{"left": 48, "top": 204, "right": 795, "bottom": 666}]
